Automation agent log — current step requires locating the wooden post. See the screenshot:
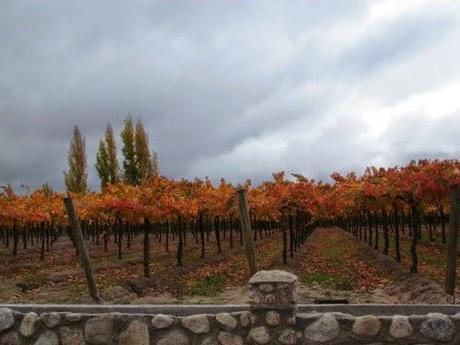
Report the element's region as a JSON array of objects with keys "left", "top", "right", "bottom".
[
  {"left": 237, "top": 188, "right": 258, "bottom": 275},
  {"left": 143, "top": 218, "right": 151, "bottom": 278},
  {"left": 63, "top": 197, "right": 101, "bottom": 304},
  {"left": 446, "top": 186, "right": 460, "bottom": 295}
]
